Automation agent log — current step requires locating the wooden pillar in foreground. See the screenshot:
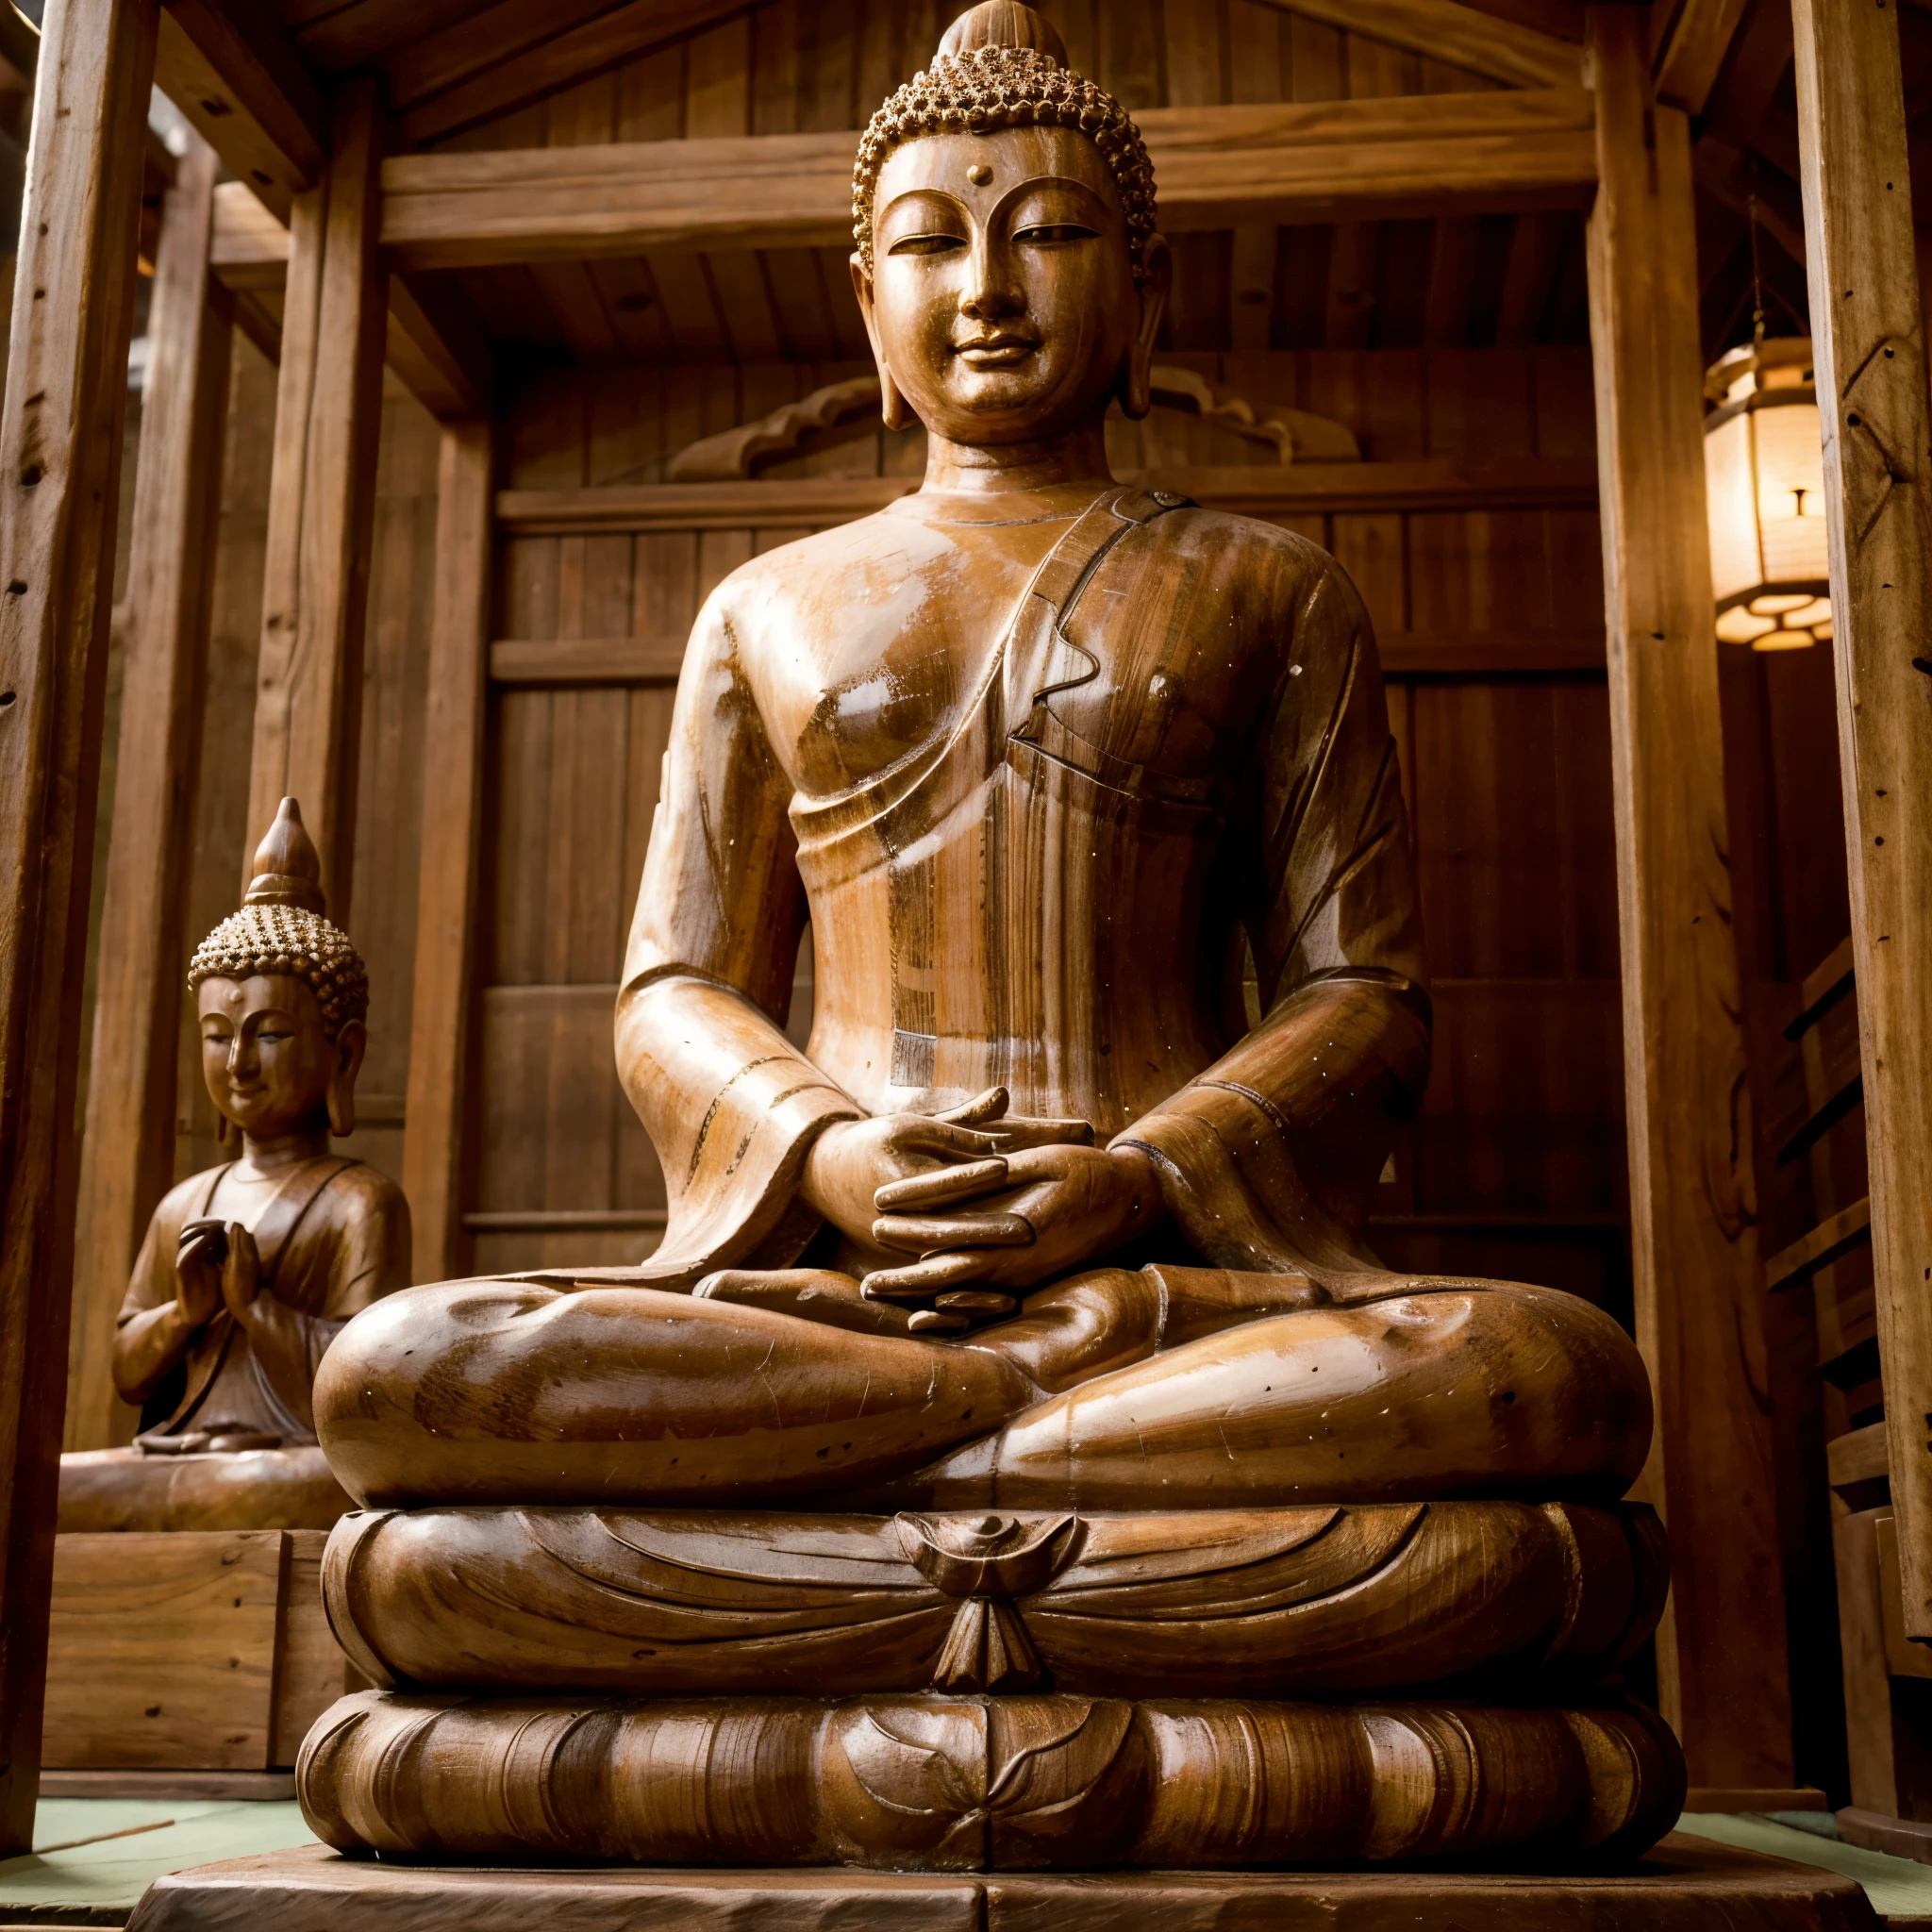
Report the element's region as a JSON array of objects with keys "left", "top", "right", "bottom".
[
  {"left": 403, "top": 420, "right": 493, "bottom": 1287},
  {"left": 1791, "top": 0, "right": 1932, "bottom": 1644},
  {"left": 0, "top": 0, "right": 157, "bottom": 1855},
  {"left": 66, "top": 130, "right": 231, "bottom": 1456},
  {"left": 1584, "top": 6, "right": 1795, "bottom": 1794},
  {"left": 245, "top": 75, "right": 389, "bottom": 921}
]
